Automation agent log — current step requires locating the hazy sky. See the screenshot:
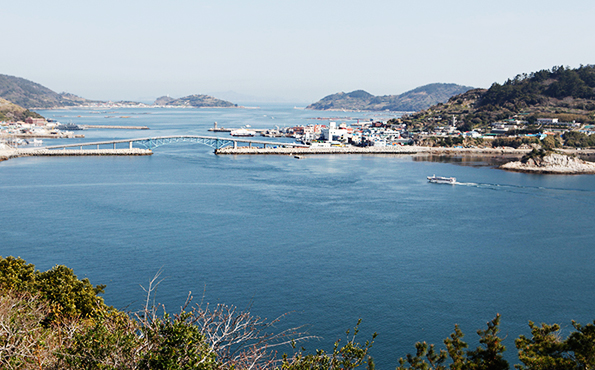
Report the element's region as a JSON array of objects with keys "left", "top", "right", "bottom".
[{"left": 3, "top": 0, "right": 595, "bottom": 103}]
